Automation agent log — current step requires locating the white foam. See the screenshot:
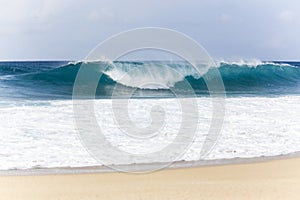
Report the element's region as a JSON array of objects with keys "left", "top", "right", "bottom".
[
  {"left": 104, "top": 62, "right": 200, "bottom": 89},
  {"left": 215, "top": 59, "right": 294, "bottom": 68},
  {"left": 0, "top": 96, "right": 299, "bottom": 170}
]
